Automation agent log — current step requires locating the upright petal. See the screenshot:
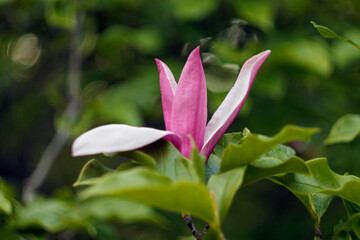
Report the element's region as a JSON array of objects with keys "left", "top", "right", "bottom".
[
  {"left": 201, "top": 50, "right": 271, "bottom": 158},
  {"left": 72, "top": 124, "right": 182, "bottom": 157},
  {"left": 155, "top": 59, "right": 177, "bottom": 131},
  {"left": 171, "top": 46, "right": 207, "bottom": 158}
]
